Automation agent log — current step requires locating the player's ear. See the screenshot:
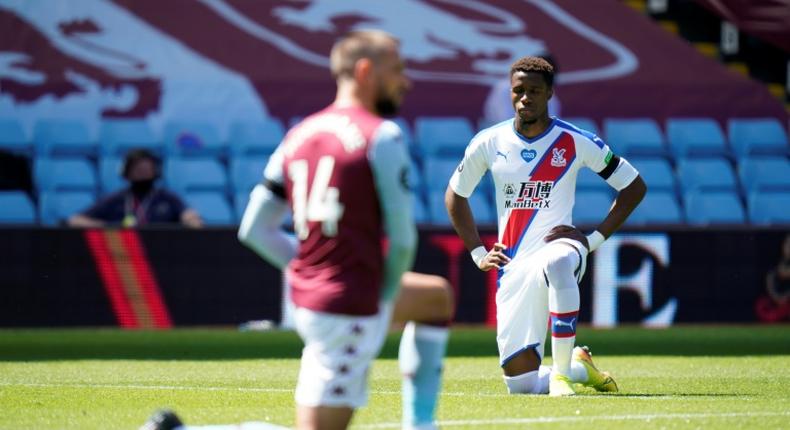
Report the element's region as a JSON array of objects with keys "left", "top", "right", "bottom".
[{"left": 353, "top": 57, "right": 374, "bottom": 83}]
